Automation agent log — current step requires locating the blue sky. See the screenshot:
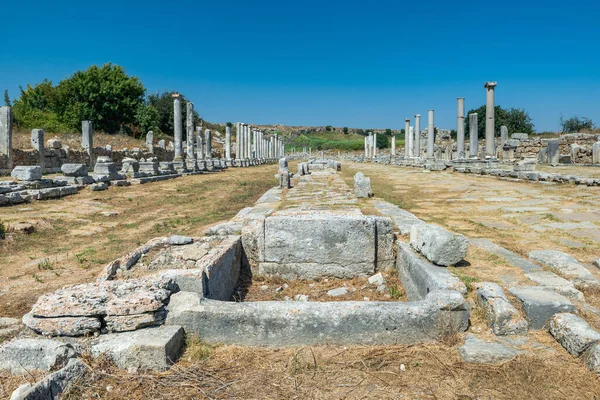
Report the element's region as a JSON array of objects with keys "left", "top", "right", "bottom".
[{"left": 1, "top": 0, "right": 599, "bottom": 132}]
